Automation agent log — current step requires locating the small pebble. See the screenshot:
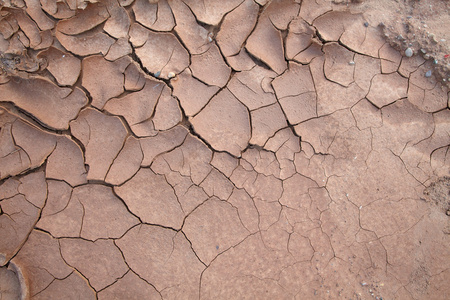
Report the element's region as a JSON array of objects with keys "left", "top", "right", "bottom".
[
  {"left": 405, "top": 48, "right": 413, "bottom": 57},
  {"left": 433, "top": 59, "right": 438, "bottom": 64},
  {"left": 424, "top": 53, "right": 430, "bottom": 60},
  {"left": 361, "top": 282, "right": 367, "bottom": 286},
  {"left": 441, "top": 39, "right": 446, "bottom": 43},
  {"left": 407, "top": 15, "right": 412, "bottom": 19},
  {"left": 168, "top": 71, "right": 176, "bottom": 79},
  {"left": 364, "top": 22, "right": 369, "bottom": 27},
  {"left": 429, "top": 33, "right": 438, "bottom": 43},
  {"left": 425, "top": 70, "right": 432, "bottom": 78},
  {"left": 154, "top": 71, "right": 161, "bottom": 77},
  {"left": 420, "top": 48, "right": 426, "bottom": 54},
  {"left": 349, "top": 61, "right": 355, "bottom": 65}
]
